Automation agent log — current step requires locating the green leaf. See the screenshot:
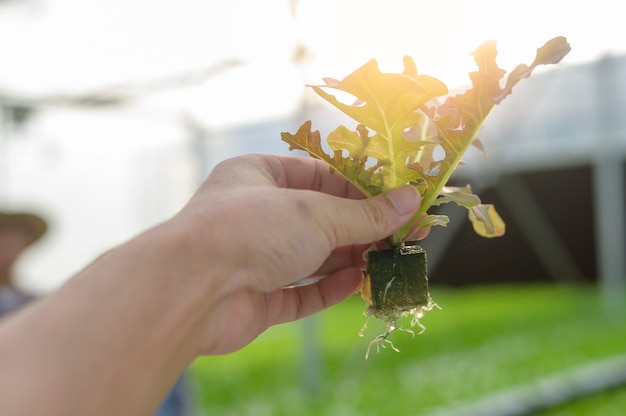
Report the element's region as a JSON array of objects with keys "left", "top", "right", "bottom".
[
  {"left": 494, "top": 36, "right": 571, "bottom": 103},
  {"left": 311, "top": 58, "right": 447, "bottom": 136},
  {"left": 434, "top": 186, "right": 481, "bottom": 208},
  {"left": 281, "top": 37, "right": 570, "bottom": 244},
  {"left": 308, "top": 58, "right": 448, "bottom": 192},
  {"left": 280, "top": 121, "right": 385, "bottom": 196},
  {"left": 468, "top": 204, "right": 506, "bottom": 238},
  {"left": 418, "top": 214, "right": 450, "bottom": 229},
  {"left": 411, "top": 36, "right": 570, "bottom": 239}
]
